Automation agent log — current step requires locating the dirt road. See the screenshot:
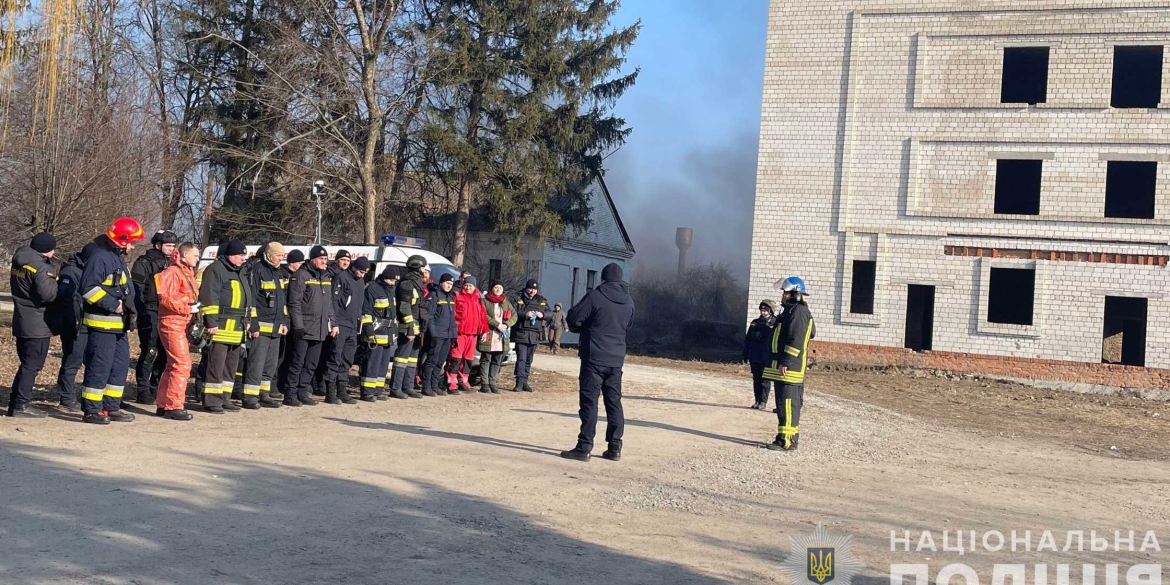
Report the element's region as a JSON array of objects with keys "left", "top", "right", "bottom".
[{"left": 1, "top": 354, "right": 1168, "bottom": 584}]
